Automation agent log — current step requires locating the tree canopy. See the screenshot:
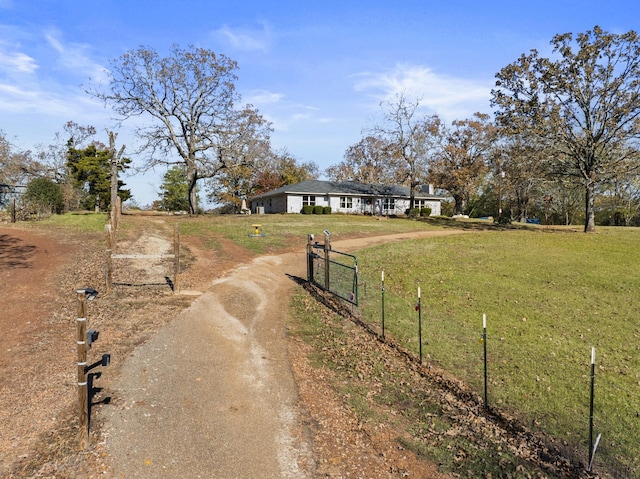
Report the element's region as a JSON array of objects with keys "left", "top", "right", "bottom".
[
  {"left": 325, "top": 136, "right": 400, "bottom": 185},
  {"left": 429, "top": 113, "right": 497, "bottom": 215},
  {"left": 371, "top": 93, "right": 442, "bottom": 208},
  {"left": 159, "top": 165, "right": 192, "bottom": 212},
  {"left": 492, "top": 26, "right": 640, "bottom": 232},
  {"left": 66, "top": 142, "right": 131, "bottom": 211},
  {"left": 90, "top": 45, "right": 272, "bottom": 214}
]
